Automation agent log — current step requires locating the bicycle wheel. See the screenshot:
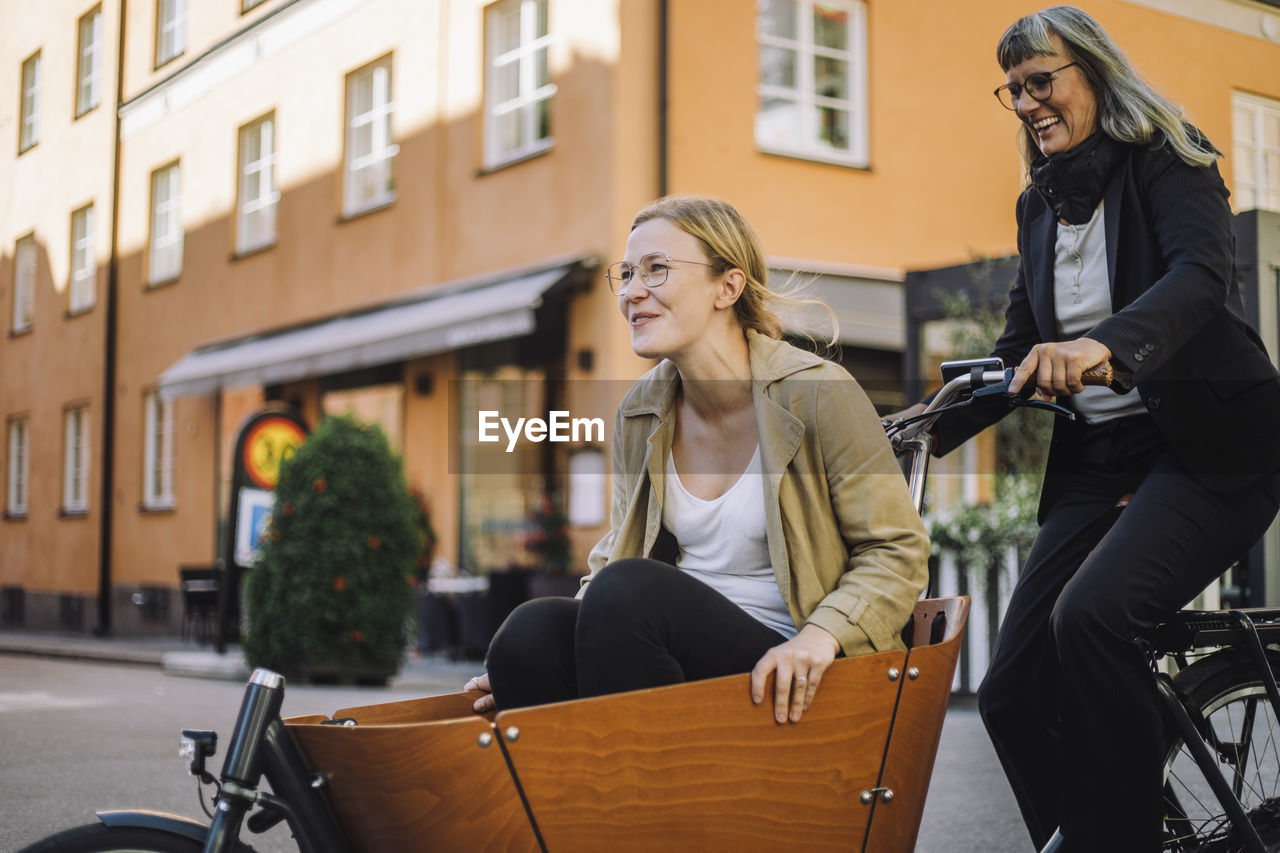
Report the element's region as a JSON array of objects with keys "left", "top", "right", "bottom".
[
  {"left": 1163, "top": 647, "right": 1280, "bottom": 853},
  {"left": 15, "top": 823, "right": 204, "bottom": 853}
]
